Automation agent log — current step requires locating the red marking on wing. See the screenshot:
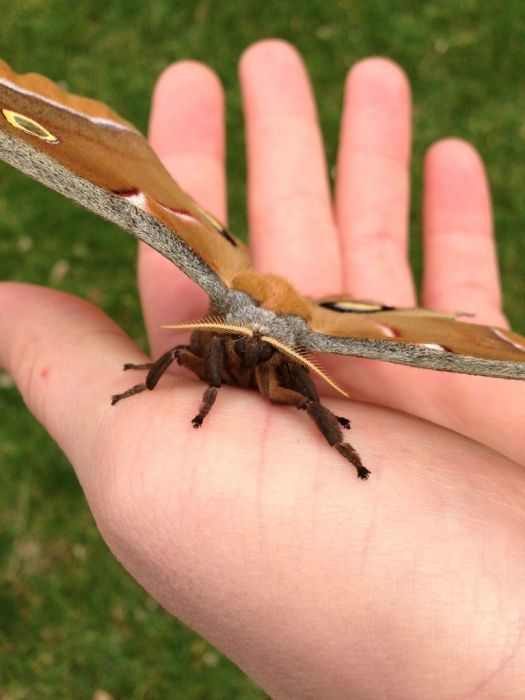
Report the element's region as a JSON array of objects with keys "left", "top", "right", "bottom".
[
  {"left": 113, "top": 188, "right": 141, "bottom": 197},
  {"left": 375, "top": 323, "right": 400, "bottom": 338},
  {"left": 39, "top": 367, "right": 49, "bottom": 379},
  {"left": 112, "top": 188, "right": 147, "bottom": 209}
]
